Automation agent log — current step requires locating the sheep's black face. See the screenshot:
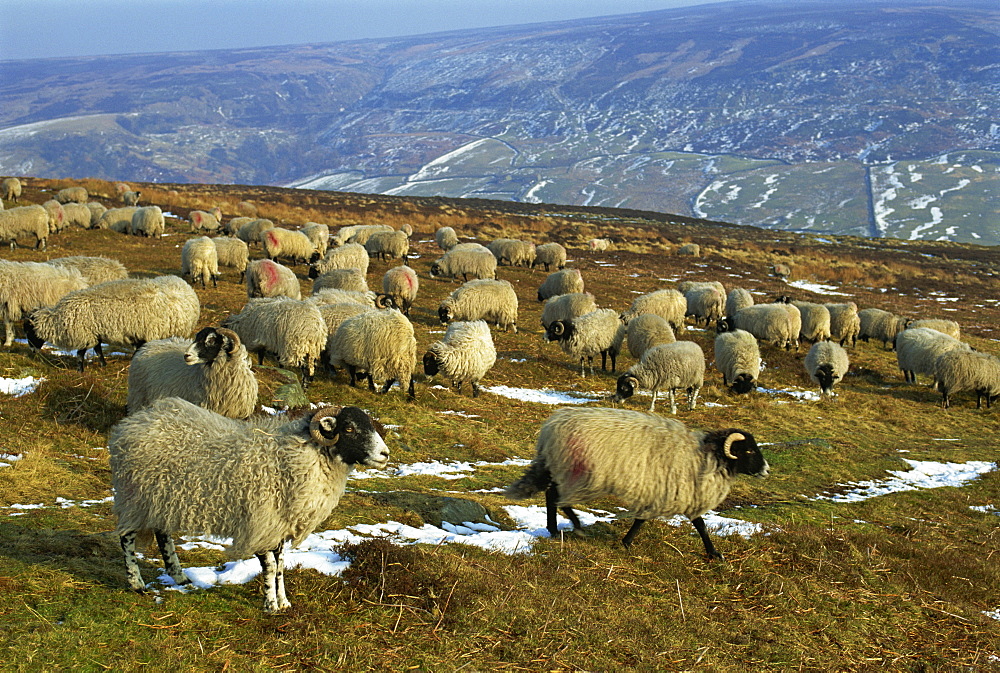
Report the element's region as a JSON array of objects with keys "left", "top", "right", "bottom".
[
  {"left": 429, "top": 263, "right": 442, "bottom": 277},
  {"left": 328, "top": 407, "right": 390, "bottom": 468},
  {"left": 307, "top": 264, "right": 320, "bottom": 280},
  {"left": 730, "top": 373, "right": 756, "bottom": 395},
  {"left": 438, "top": 306, "right": 452, "bottom": 324},
  {"left": 545, "top": 321, "right": 569, "bottom": 342},
  {"left": 815, "top": 364, "right": 839, "bottom": 395},
  {"left": 422, "top": 351, "right": 440, "bottom": 376},
  {"left": 186, "top": 327, "right": 222, "bottom": 365},
  {"left": 715, "top": 317, "right": 732, "bottom": 334},
  {"left": 710, "top": 429, "right": 769, "bottom": 477},
  {"left": 22, "top": 317, "right": 44, "bottom": 351},
  {"left": 613, "top": 373, "right": 636, "bottom": 402}
]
